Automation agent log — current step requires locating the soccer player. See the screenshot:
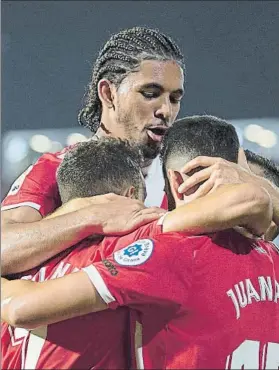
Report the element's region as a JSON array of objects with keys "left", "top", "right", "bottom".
[
  {"left": 1, "top": 26, "right": 185, "bottom": 275},
  {"left": 2, "top": 117, "right": 276, "bottom": 369},
  {"left": 173, "top": 118, "right": 279, "bottom": 241}
]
